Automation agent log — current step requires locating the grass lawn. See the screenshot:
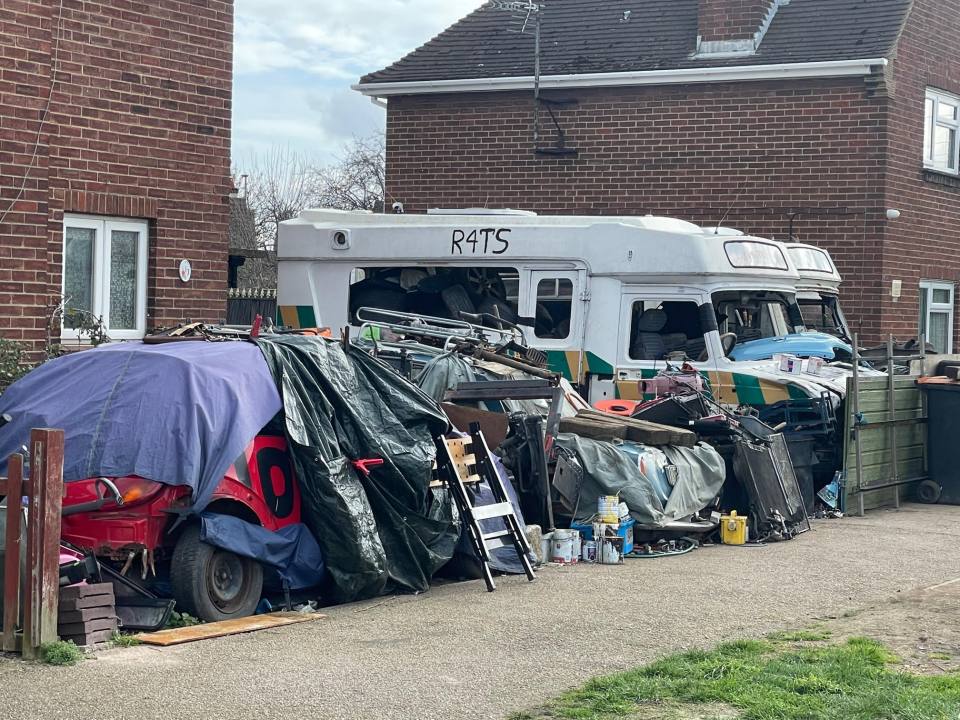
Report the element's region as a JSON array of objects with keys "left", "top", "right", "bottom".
[{"left": 514, "top": 633, "right": 960, "bottom": 720}]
